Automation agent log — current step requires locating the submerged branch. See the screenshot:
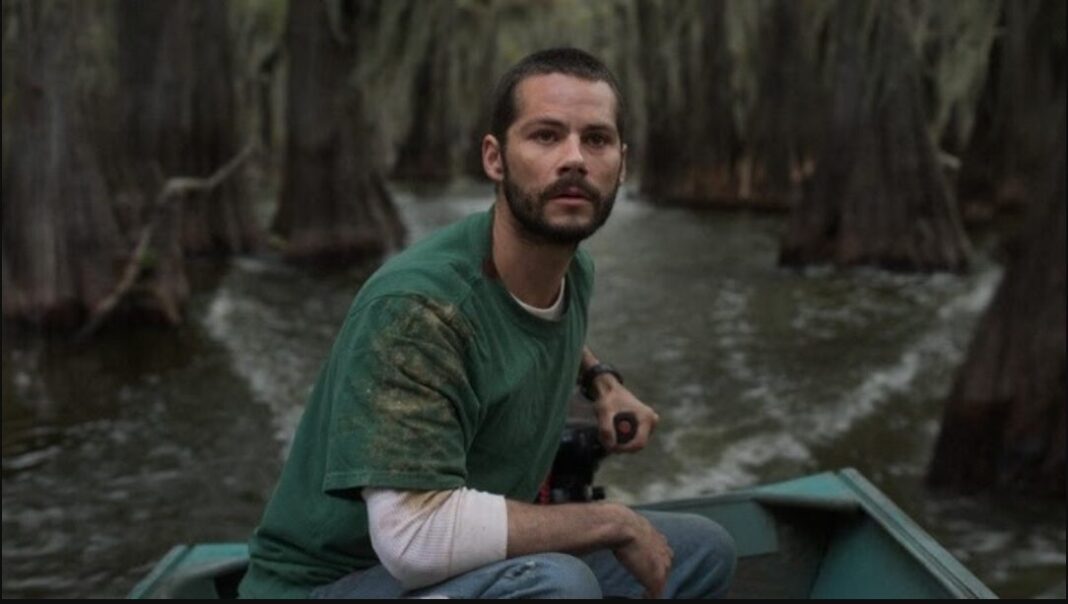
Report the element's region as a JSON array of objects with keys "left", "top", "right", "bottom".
[{"left": 76, "top": 142, "right": 258, "bottom": 341}]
